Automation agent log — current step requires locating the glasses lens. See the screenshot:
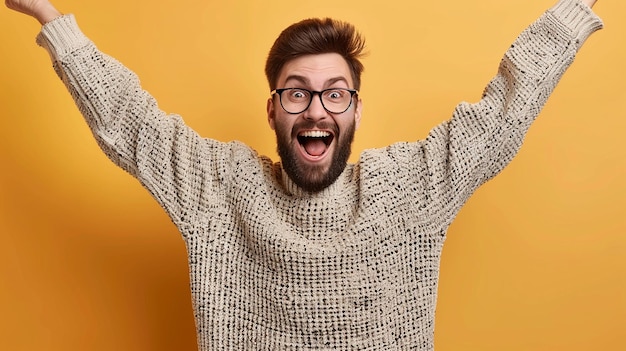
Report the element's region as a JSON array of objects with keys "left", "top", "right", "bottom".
[
  {"left": 281, "top": 89, "right": 311, "bottom": 114},
  {"left": 321, "top": 89, "right": 353, "bottom": 113}
]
